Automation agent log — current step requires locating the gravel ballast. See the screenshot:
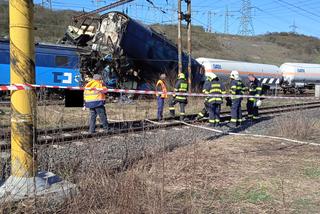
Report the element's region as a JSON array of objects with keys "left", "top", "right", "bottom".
[{"left": 34, "top": 108, "right": 320, "bottom": 175}]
